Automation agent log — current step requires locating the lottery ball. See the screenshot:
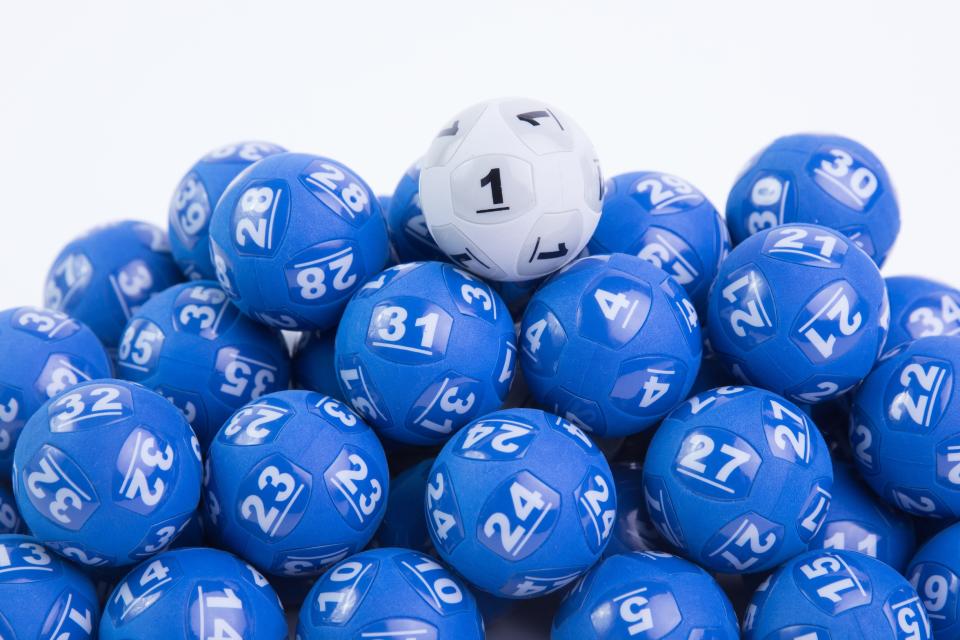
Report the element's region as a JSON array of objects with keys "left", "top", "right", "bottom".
[
  {"left": 168, "top": 141, "right": 286, "bottom": 280},
  {"left": 809, "top": 462, "right": 915, "bottom": 572},
  {"left": 425, "top": 408, "right": 617, "bottom": 598},
  {"left": 335, "top": 261, "right": 517, "bottom": 445},
  {"left": 207, "top": 151, "right": 390, "bottom": 331},
  {"left": 116, "top": 280, "right": 290, "bottom": 449},
  {"left": 552, "top": 551, "right": 739, "bottom": 639},
  {"left": 643, "top": 386, "right": 833, "bottom": 573},
  {"left": 44, "top": 220, "right": 183, "bottom": 349},
  {"left": 387, "top": 160, "right": 447, "bottom": 263},
  {"left": 588, "top": 171, "right": 730, "bottom": 312},
  {"left": 419, "top": 97, "right": 602, "bottom": 281},
  {"left": 520, "top": 253, "right": 702, "bottom": 437},
  {"left": 707, "top": 223, "right": 888, "bottom": 404},
  {"left": 726, "top": 133, "right": 900, "bottom": 265},
  {"left": 605, "top": 460, "right": 662, "bottom": 556},
  {"left": 885, "top": 275, "right": 960, "bottom": 353},
  {"left": 906, "top": 521, "right": 960, "bottom": 636},
  {"left": 376, "top": 458, "right": 434, "bottom": 552},
  {"left": 743, "top": 549, "right": 931, "bottom": 639},
  {"left": 0, "top": 535, "right": 100, "bottom": 638},
  {"left": 0, "top": 484, "right": 22, "bottom": 533},
  {"left": 292, "top": 329, "right": 341, "bottom": 399},
  {"left": 849, "top": 335, "right": 960, "bottom": 518},
  {"left": 0, "top": 306, "right": 111, "bottom": 477},
  {"left": 204, "top": 389, "right": 389, "bottom": 578},
  {"left": 12, "top": 379, "right": 202, "bottom": 567},
  {"left": 99, "top": 547, "right": 287, "bottom": 639}
]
